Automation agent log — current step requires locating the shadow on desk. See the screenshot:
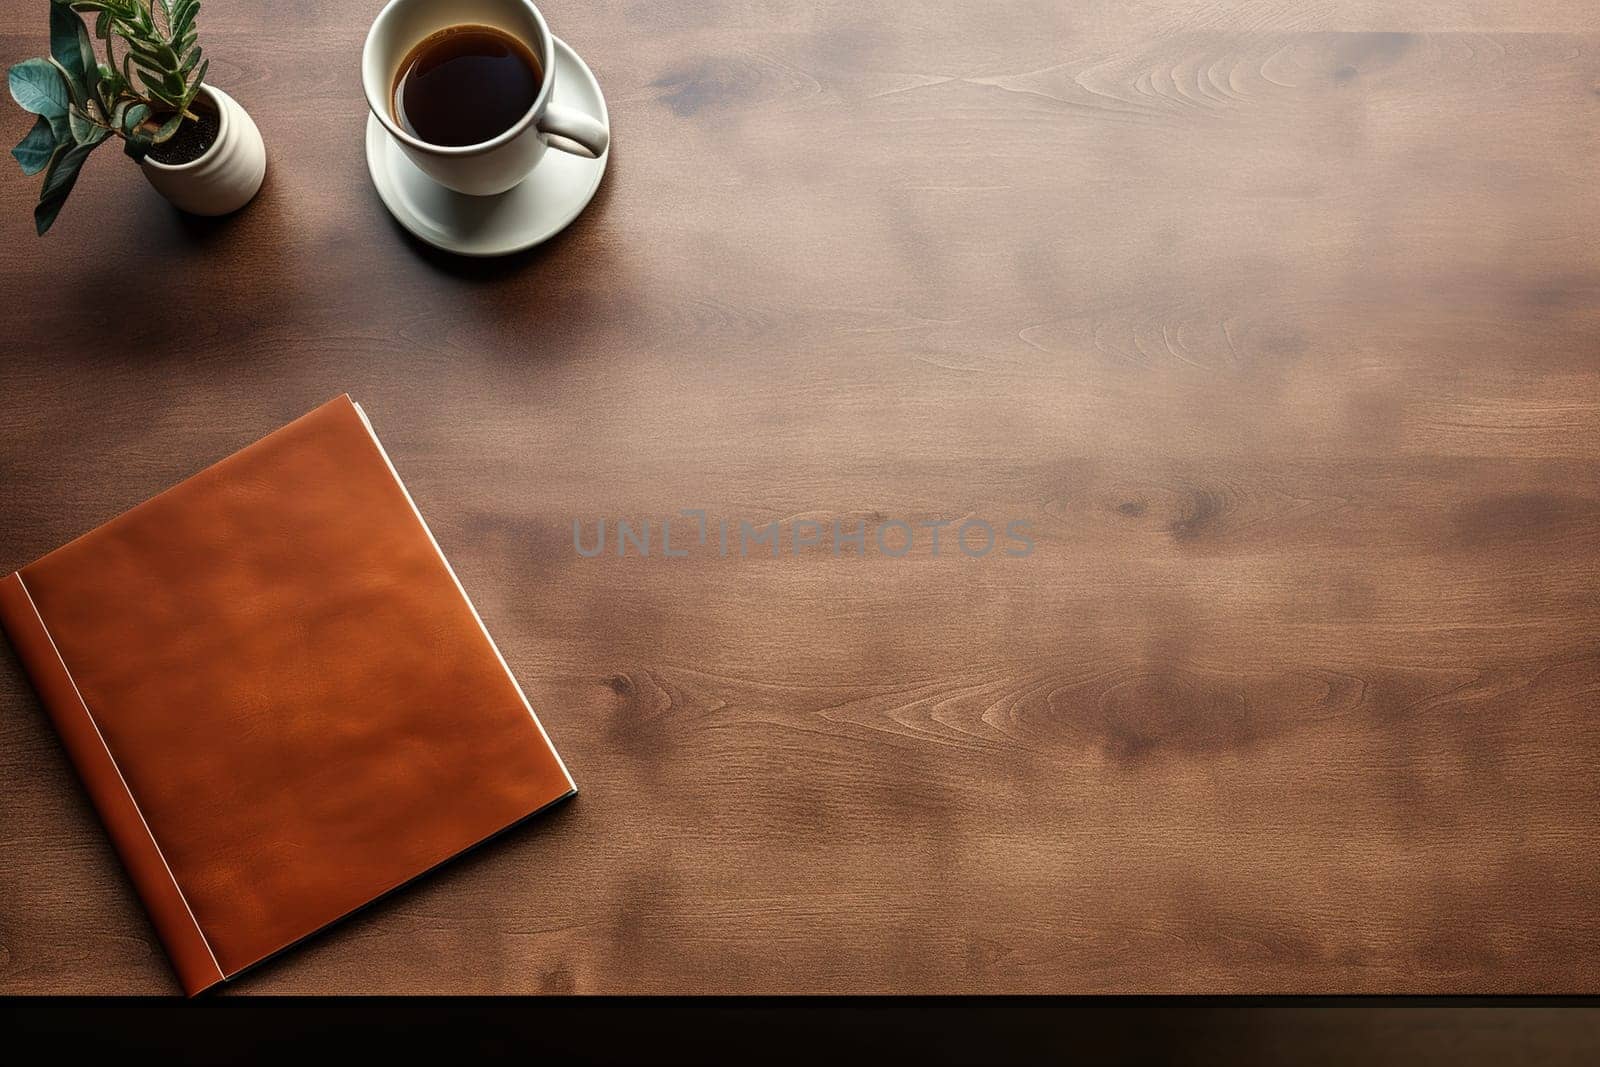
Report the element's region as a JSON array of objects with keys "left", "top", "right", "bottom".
[{"left": 377, "top": 156, "right": 619, "bottom": 284}]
